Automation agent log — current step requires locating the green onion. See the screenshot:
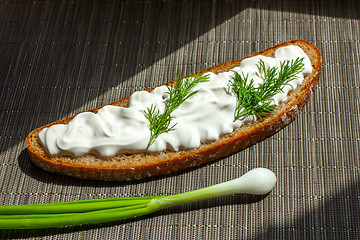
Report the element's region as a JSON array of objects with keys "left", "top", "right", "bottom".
[{"left": 0, "top": 168, "right": 276, "bottom": 229}]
